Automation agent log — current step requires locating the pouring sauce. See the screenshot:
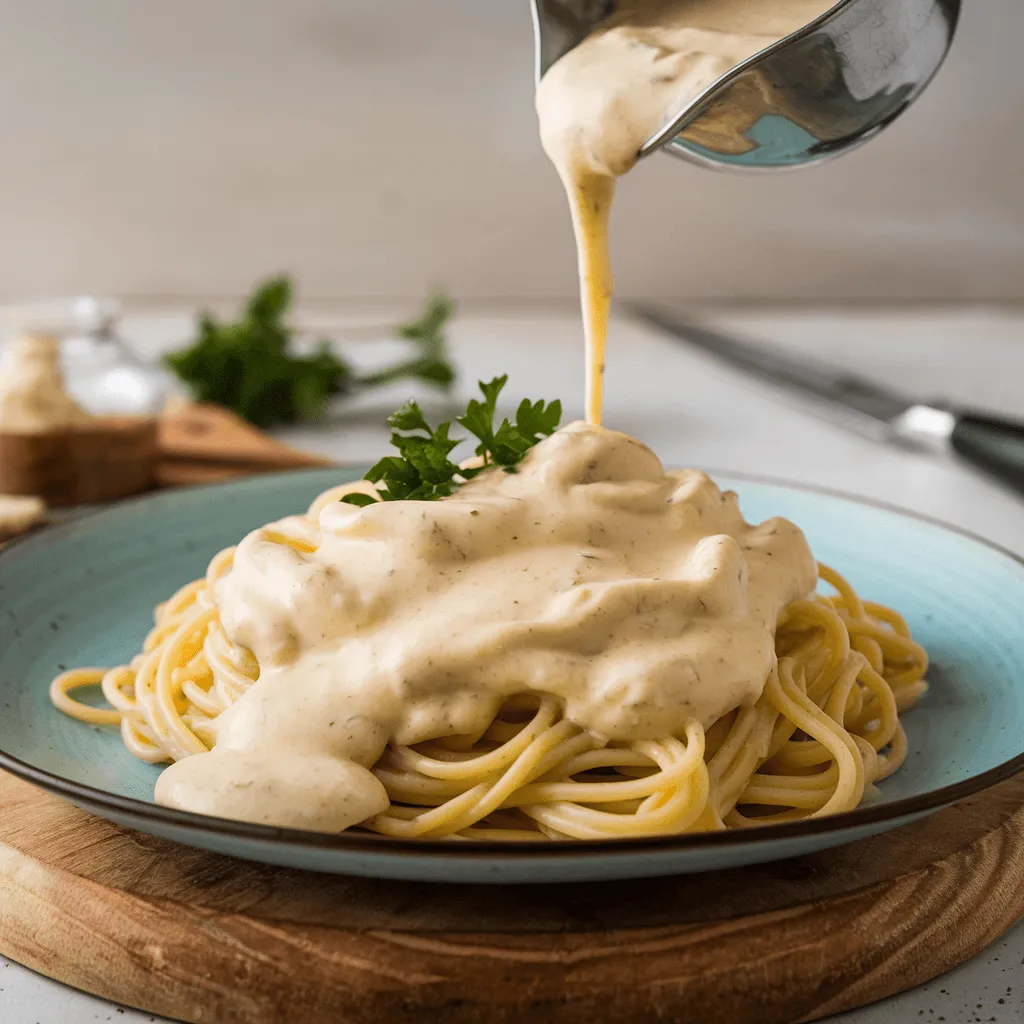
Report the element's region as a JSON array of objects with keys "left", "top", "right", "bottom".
[
  {"left": 154, "top": 1, "right": 837, "bottom": 831},
  {"left": 535, "top": 0, "right": 836, "bottom": 424}
]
